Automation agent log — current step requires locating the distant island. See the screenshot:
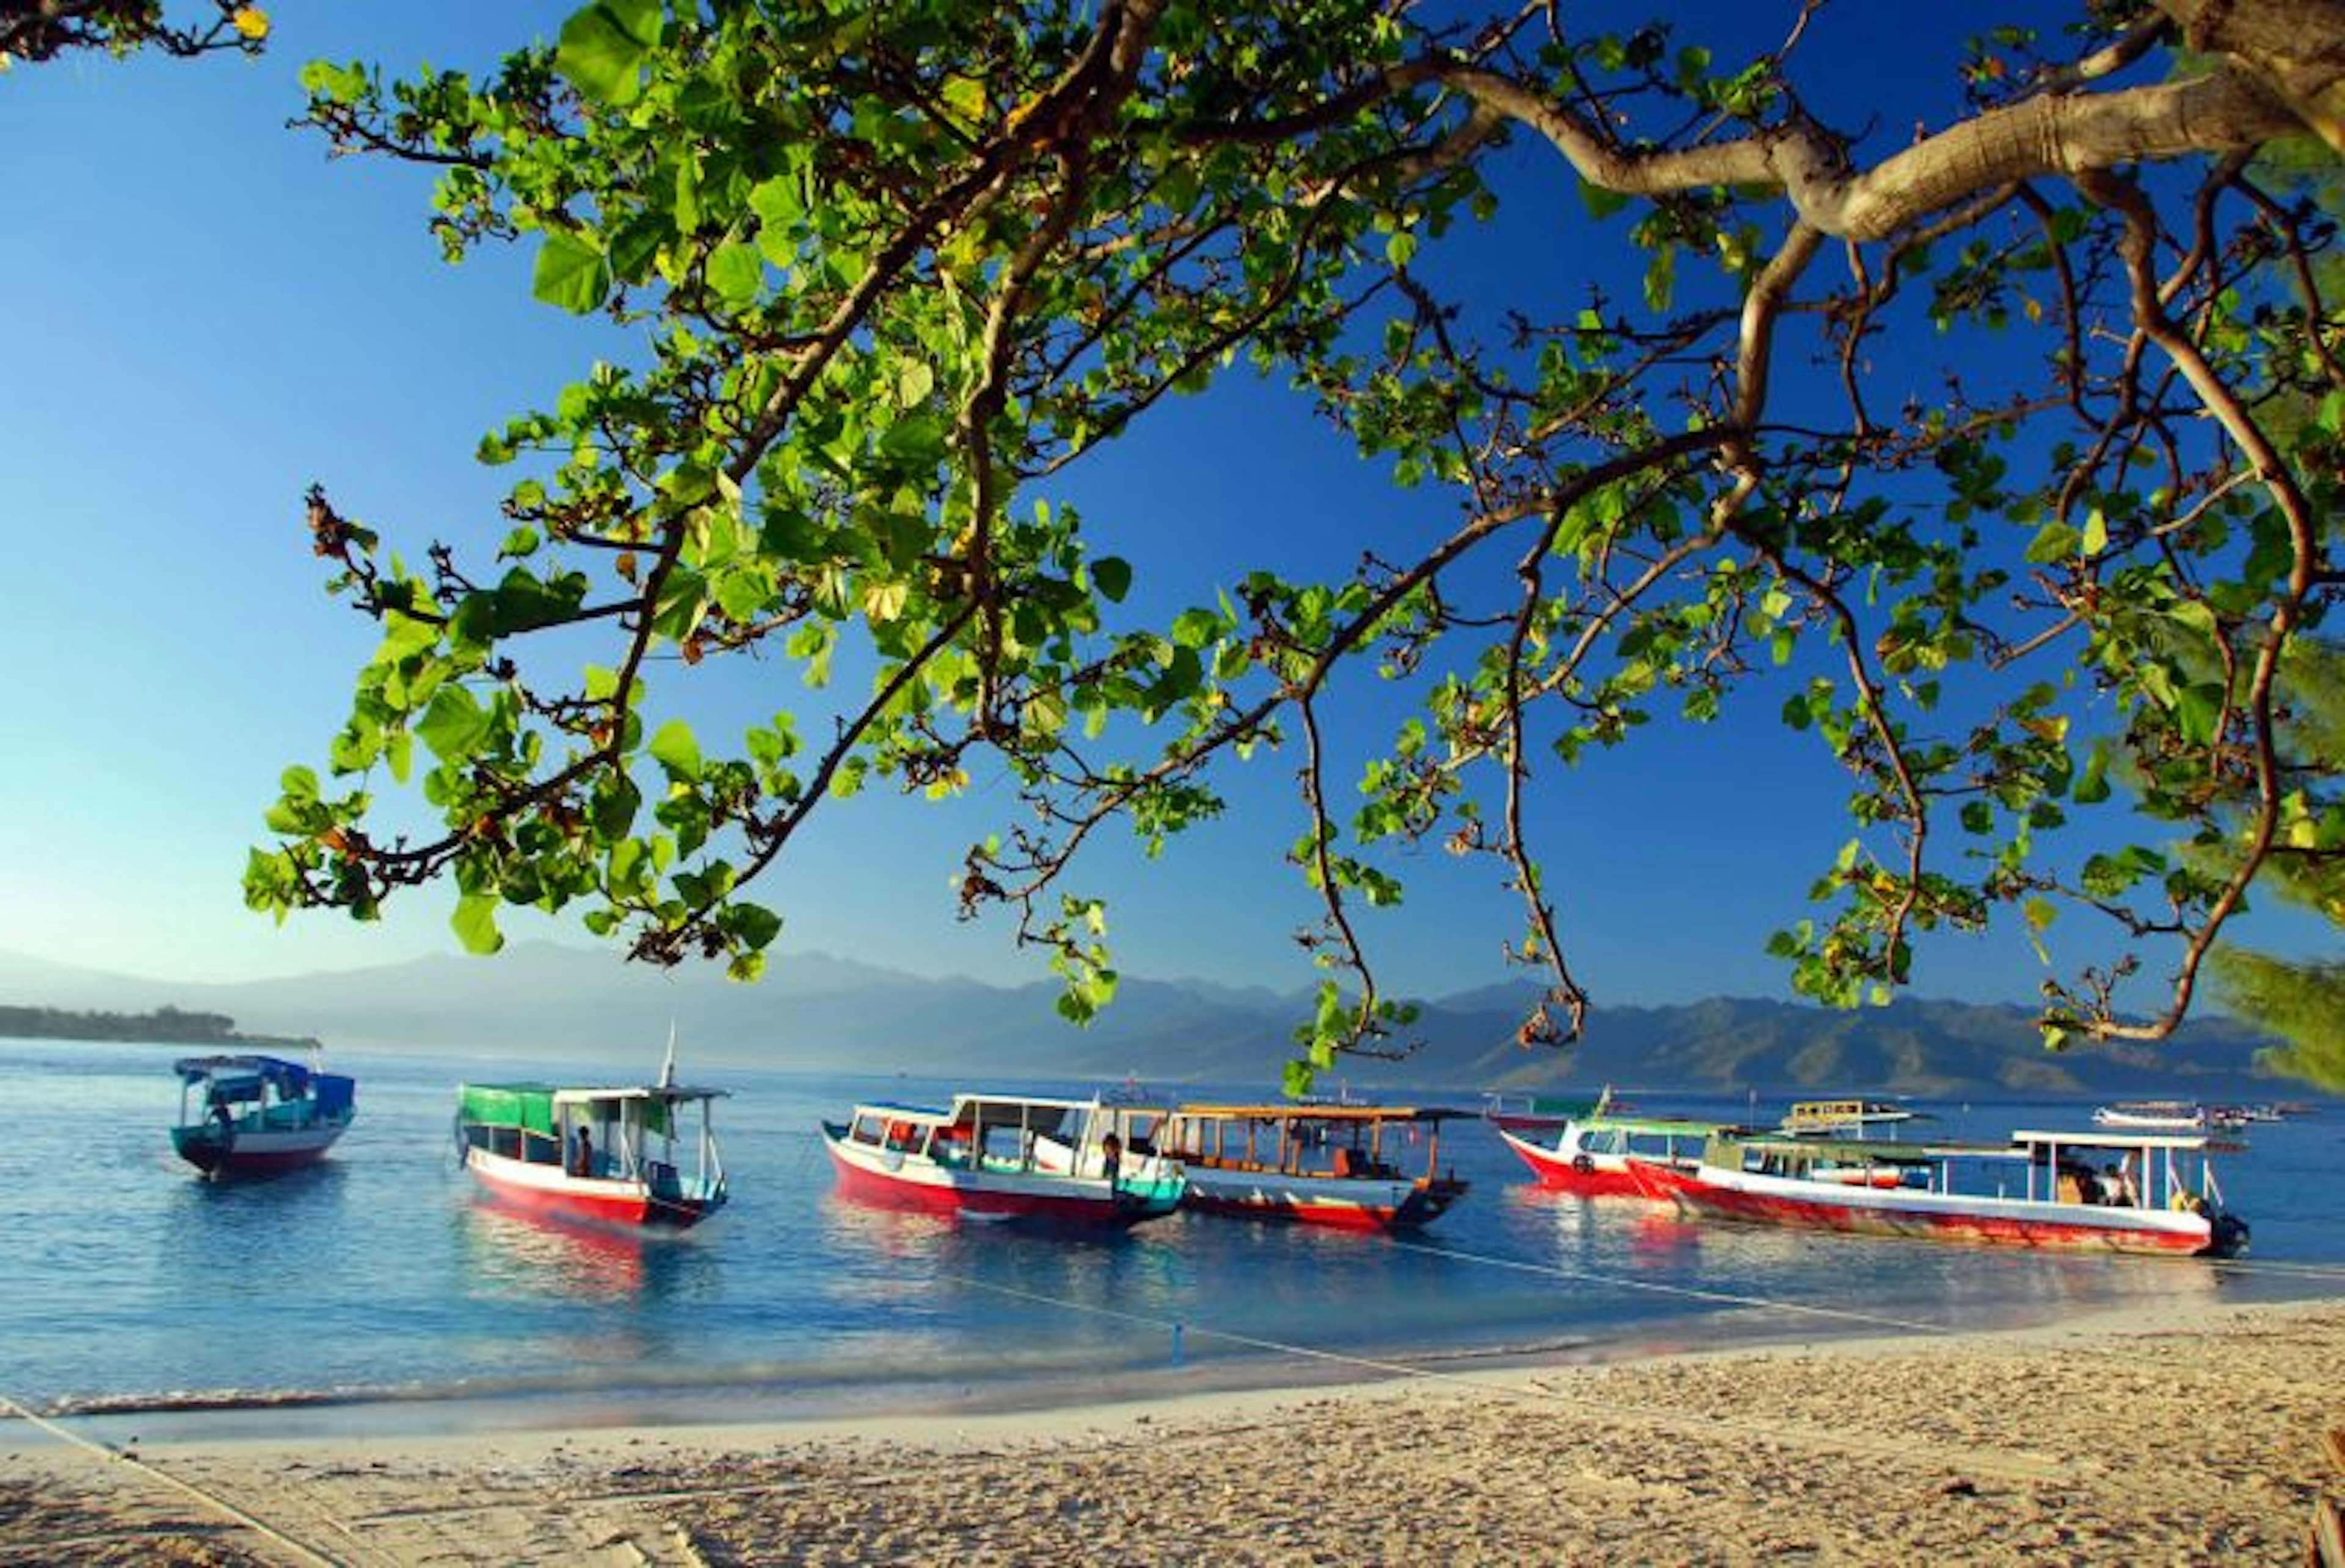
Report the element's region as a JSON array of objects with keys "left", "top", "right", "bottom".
[{"left": 0, "top": 1004, "right": 318, "bottom": 1053}]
